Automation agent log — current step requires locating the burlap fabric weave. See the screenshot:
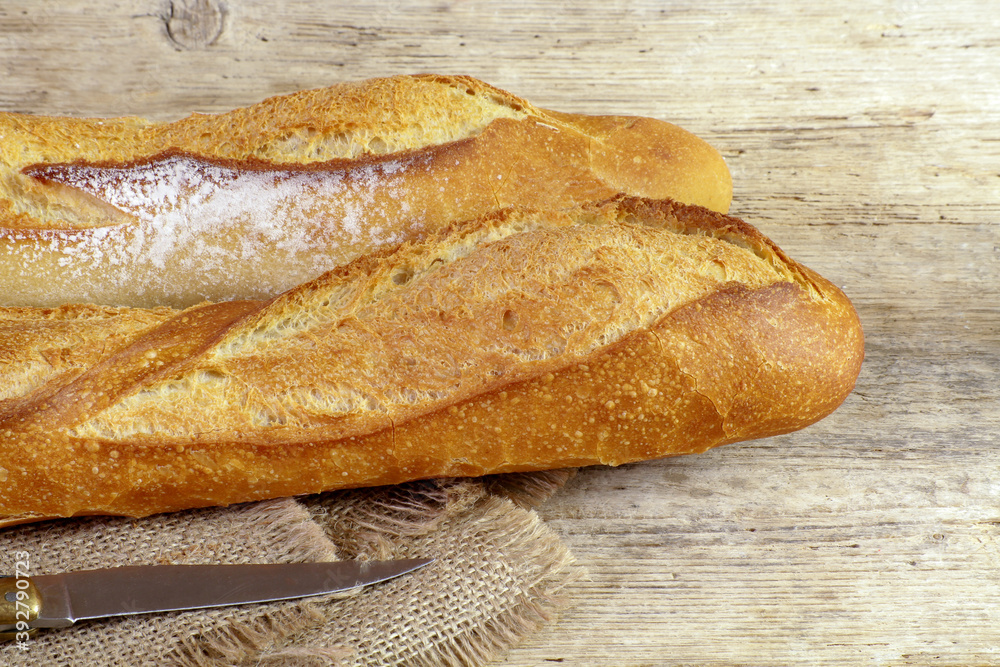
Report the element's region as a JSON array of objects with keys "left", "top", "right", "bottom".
[{"left": 0, "top": 471, "right": 582, "bottom": 666}]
